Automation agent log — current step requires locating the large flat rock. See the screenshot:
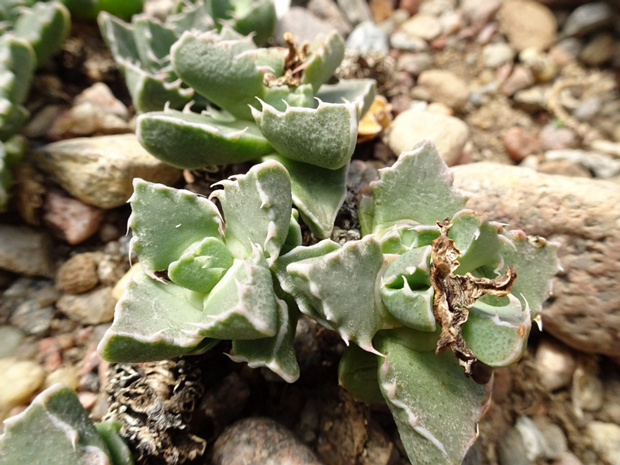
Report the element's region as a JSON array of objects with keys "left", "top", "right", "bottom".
[
  {"left": 452, "top": 163, "right": 620, "bottom": 356},
  {"left": 34, "top": 134, "right": 182, "bottom": 209}
]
